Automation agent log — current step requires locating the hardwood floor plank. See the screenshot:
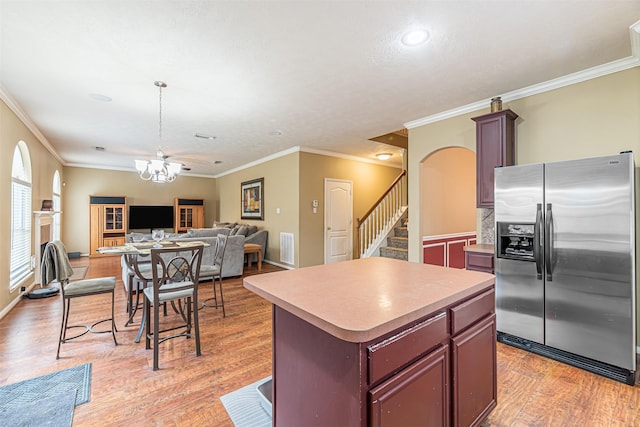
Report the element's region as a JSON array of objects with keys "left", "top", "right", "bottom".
[
  {"left": 488, "top": 364, "right": 539, "bottom": 425},
  {"left": 1, "top": 256, "right": 640, "bottom": 426},
  {"left": 486, "top": 342, "right": 640, "bottom": 427},
  {"left": 611, "top": 377, "right": 640, "bottom": 427}
]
